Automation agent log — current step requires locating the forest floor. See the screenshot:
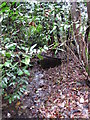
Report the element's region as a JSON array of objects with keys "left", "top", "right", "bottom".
[{"left": 2, "top": 53, "right": 89, "bottom": 119}]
